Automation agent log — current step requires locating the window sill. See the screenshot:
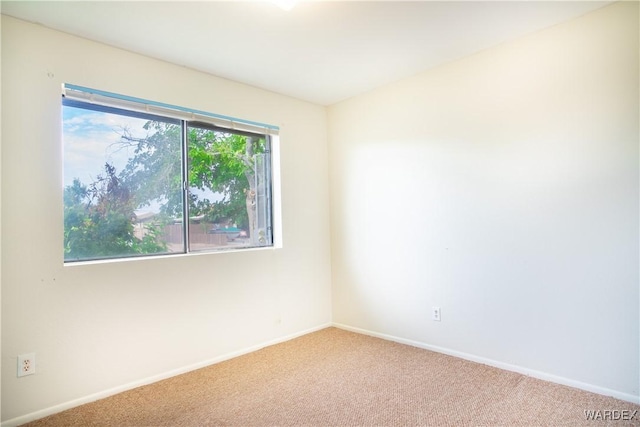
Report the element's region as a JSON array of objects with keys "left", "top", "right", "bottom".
[{"left": 63, "top": 244, "right": 281, "bottom": 267}]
